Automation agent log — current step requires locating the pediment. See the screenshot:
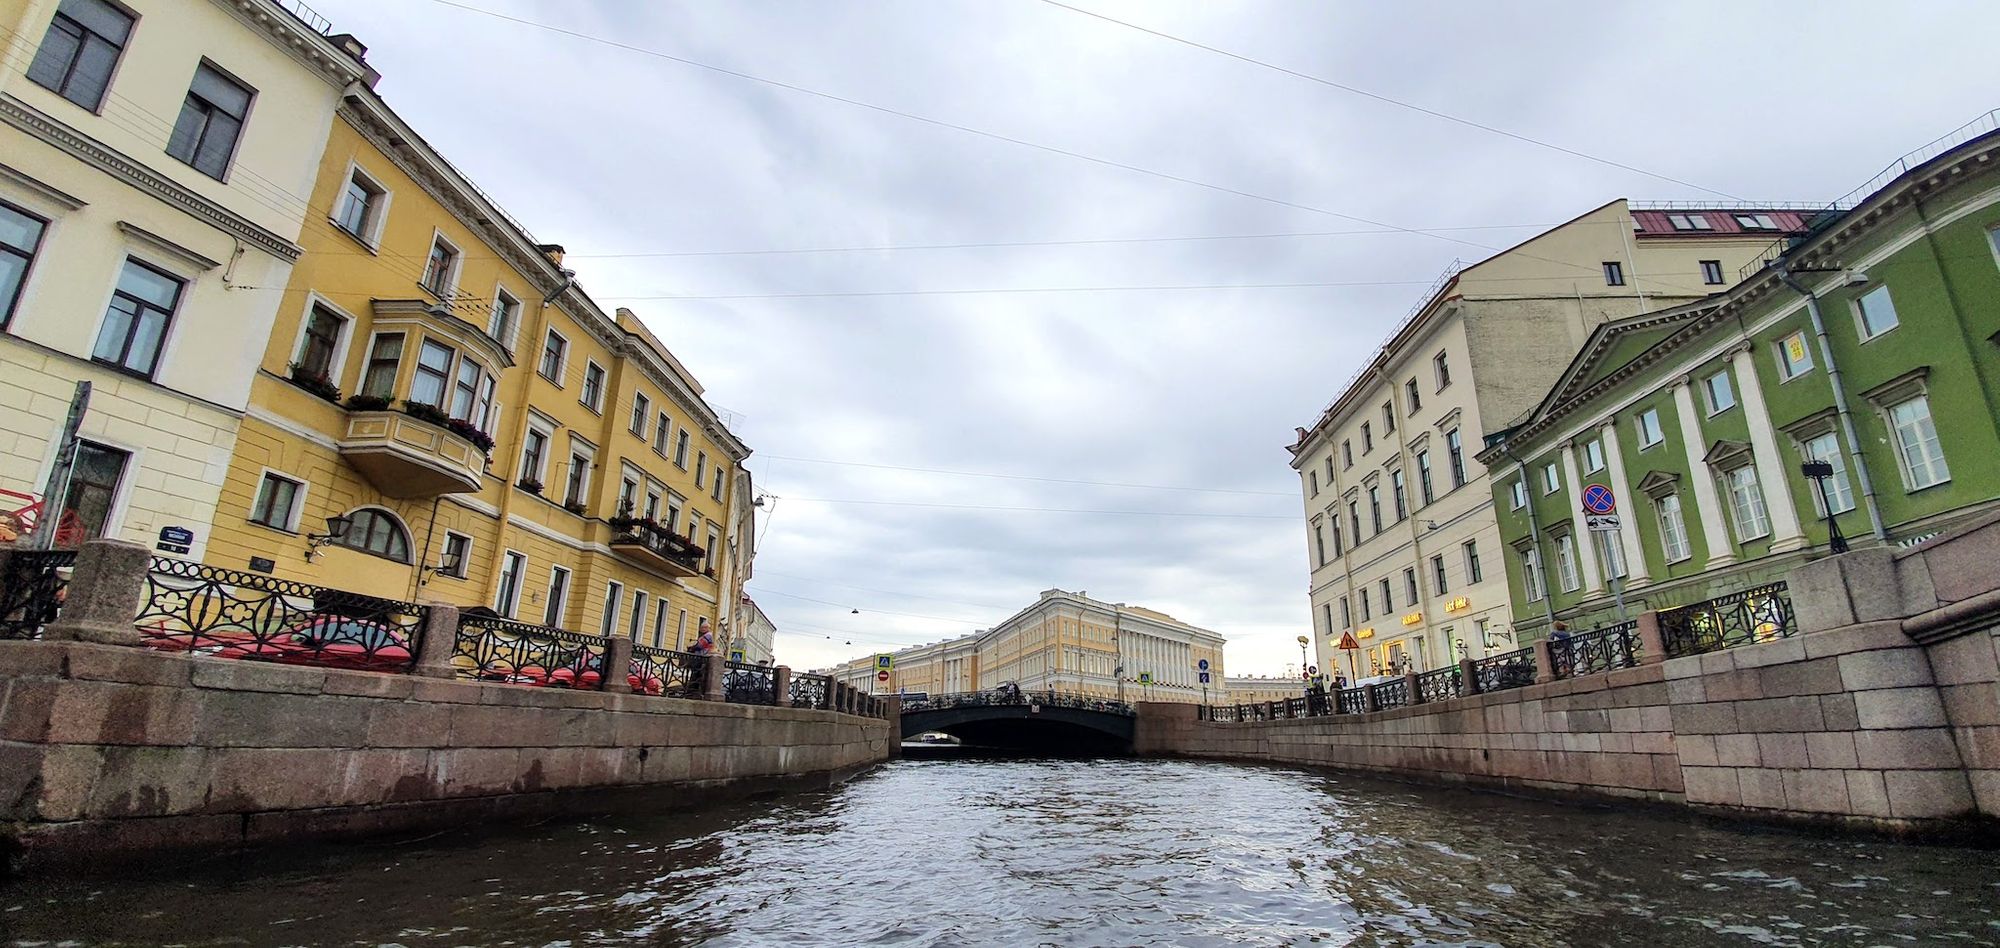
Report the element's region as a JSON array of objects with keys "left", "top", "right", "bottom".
[
  {"left": 1635, "top": 470, "right": 1680, "bottom": 497},
  {"left": 1702, "top": 439, "right": 1754, "bottom": 468}
]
